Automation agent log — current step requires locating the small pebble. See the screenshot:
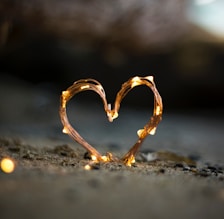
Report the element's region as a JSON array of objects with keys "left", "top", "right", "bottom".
[
  {"left": 158, "top": 168, "right": 165, "bottom": 174},
  {"left": 183, "top": 166, "right": 191, "bottom": 171},
  {"left": 84, "top": 152, "right": 92, "bottom": 160},
  {"left": 174, "top": 163, "right": 184, "bottom": 168},
  {"left": 207, "top": 165, "right": 217, "bottom": 171}
]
